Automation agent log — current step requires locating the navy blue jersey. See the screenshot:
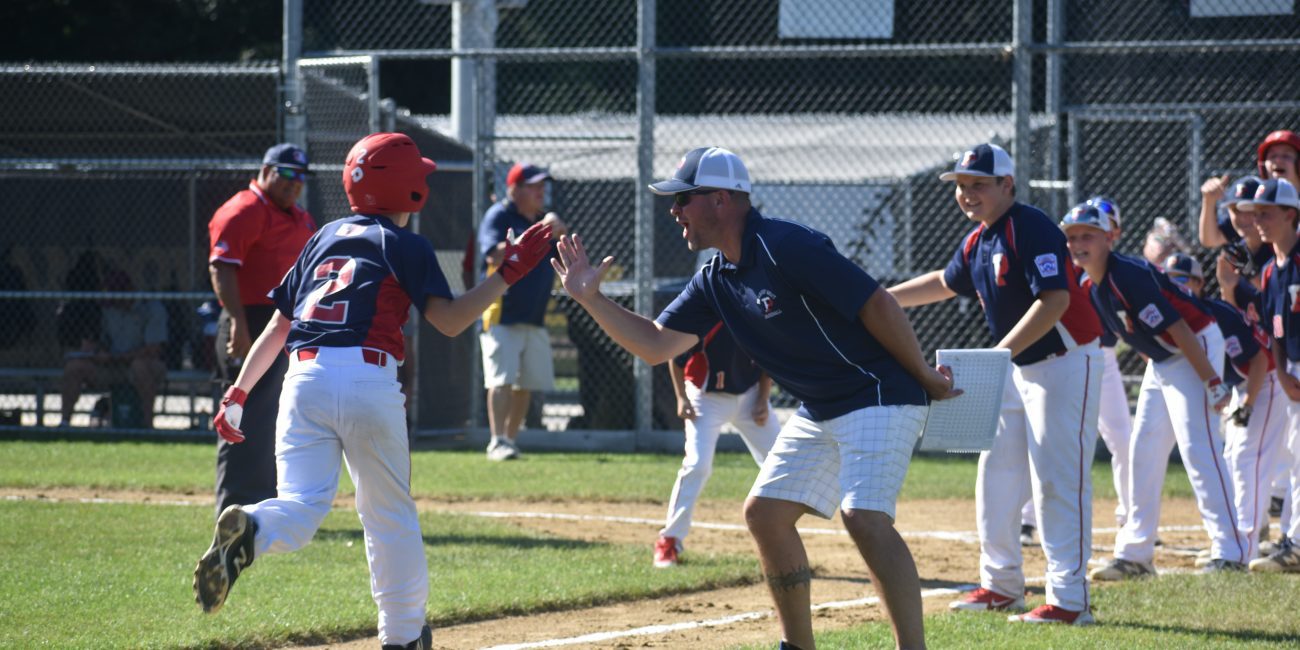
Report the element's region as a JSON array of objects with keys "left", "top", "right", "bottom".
[
  {"left": 943, "top": 202, "right": 1101, "bottom": 365},
  {"left": 272, "top": 214, "right": 453, "bottom": 361},
  {"left": 657, "top": 209, "right": 927, "bottom": 421},
  {"left": 478, "top": 200, "right": 555, "bottom": 327},
  {"left": 1204, "top": 298, "right": 1269, "bottom": 386},
  {"left": 1233, "top": 277, "right": 1263, "bottom": 323},
  {"left": 1217, "top": 214, "right": 1275, "bottom": 271},
  {"left": 1088, "top": 252, "right": 1215, "bottom": 363},
  {"left": 673, "top": 322, "right": 762, "bottom": 395},
  {"left": 1259, "top": 241, "right": 1300, "bottom": 362}
]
